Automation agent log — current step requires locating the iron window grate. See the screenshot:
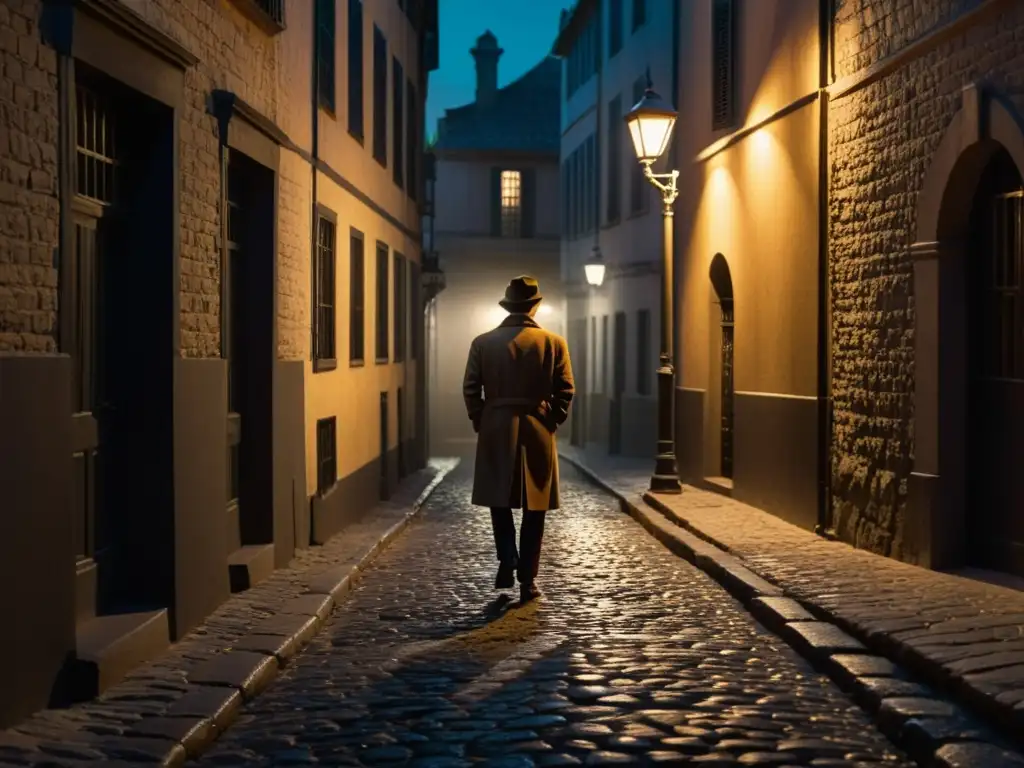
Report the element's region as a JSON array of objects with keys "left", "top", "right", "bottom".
[
  {"left": 350, "top": 230, "right": 366, "bottom": 363},
  {"left": 376, "top": 241, "right": 390, "bottom": 361},
  {"left": 256, "top": 0, "right": 285, "bottom": 25},
  {"left": 314, "top": 214, "right": 337, "bottom": 363},
  {"left": 712, "top": 0, "right": 736, "bottom": 130},
  {"left": 76, "top": 85, "right": 118, "bottom": 205},
  {"left": 316, "top": 416, "right": 337, "bottom": 496}
]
